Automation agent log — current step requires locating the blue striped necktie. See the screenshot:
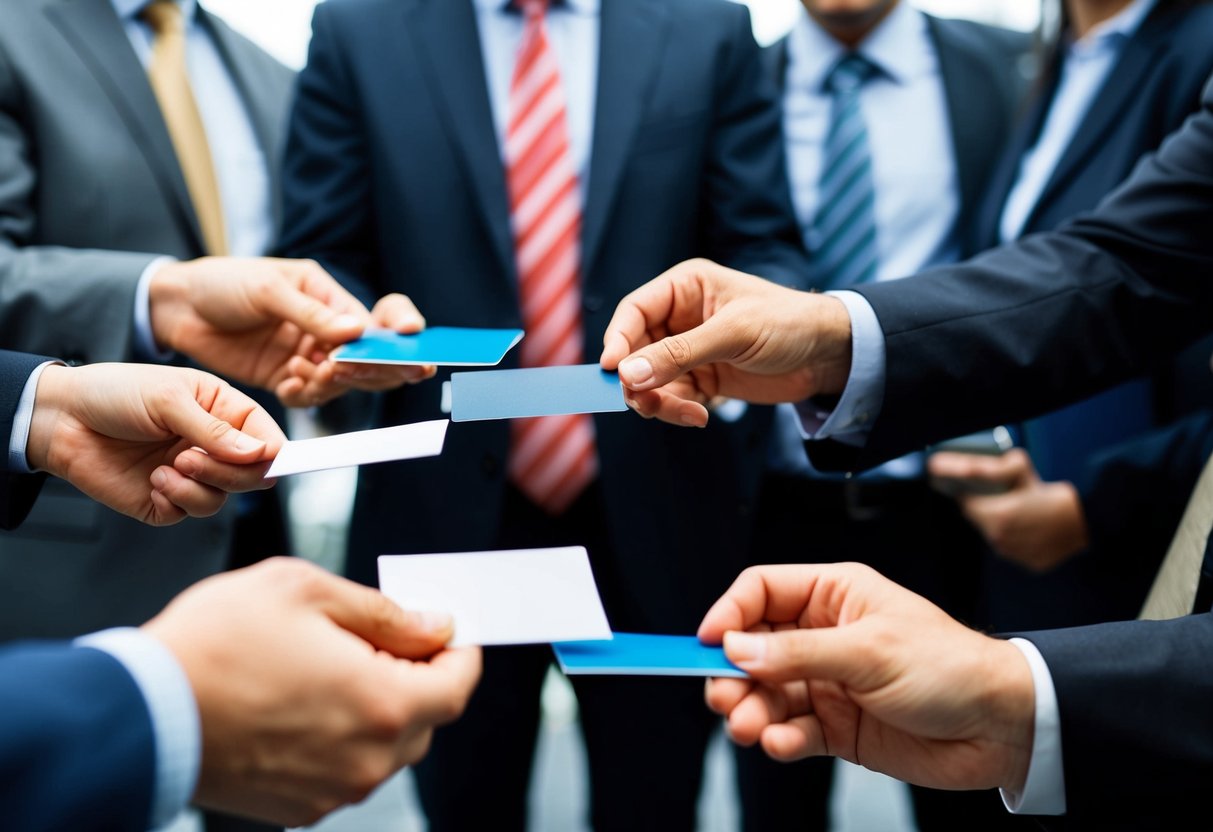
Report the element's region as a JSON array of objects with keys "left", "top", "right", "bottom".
[{"left": 810, "top": 53, "right": 880, "bottom": 290}]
